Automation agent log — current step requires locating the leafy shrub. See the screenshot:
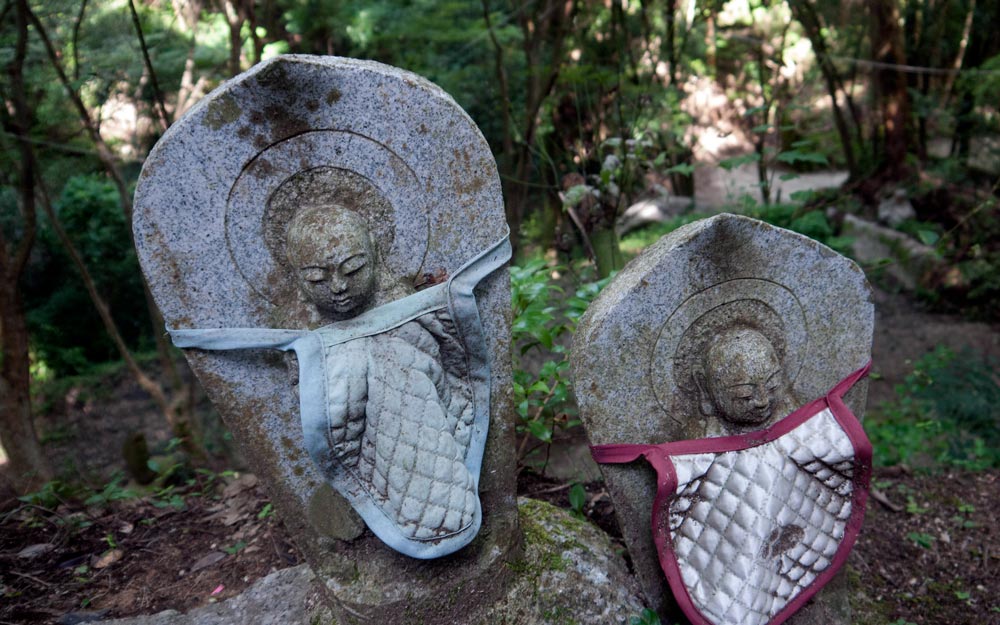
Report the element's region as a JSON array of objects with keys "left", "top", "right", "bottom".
[
  {"left": 867, "top": 346, "right": 1000, "bottom": 471},
  {"left": 510, "top": 260, "right": 611, "bottom": 460},
  {"left": 746, "top": 203, "right": 854, "bottom": 257}
]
